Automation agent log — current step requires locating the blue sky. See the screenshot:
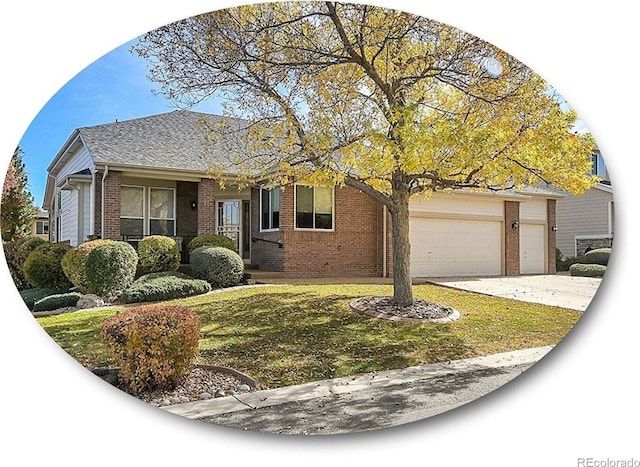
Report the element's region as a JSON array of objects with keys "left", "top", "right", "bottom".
[{"left": 18, "top": 38, "right": 222, "bottom": 206}]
